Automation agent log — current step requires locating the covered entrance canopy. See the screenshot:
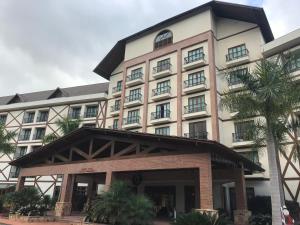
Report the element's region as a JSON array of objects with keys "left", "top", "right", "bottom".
[{"left": 10, "top": 127, "right": 263, "bottom": 223}]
